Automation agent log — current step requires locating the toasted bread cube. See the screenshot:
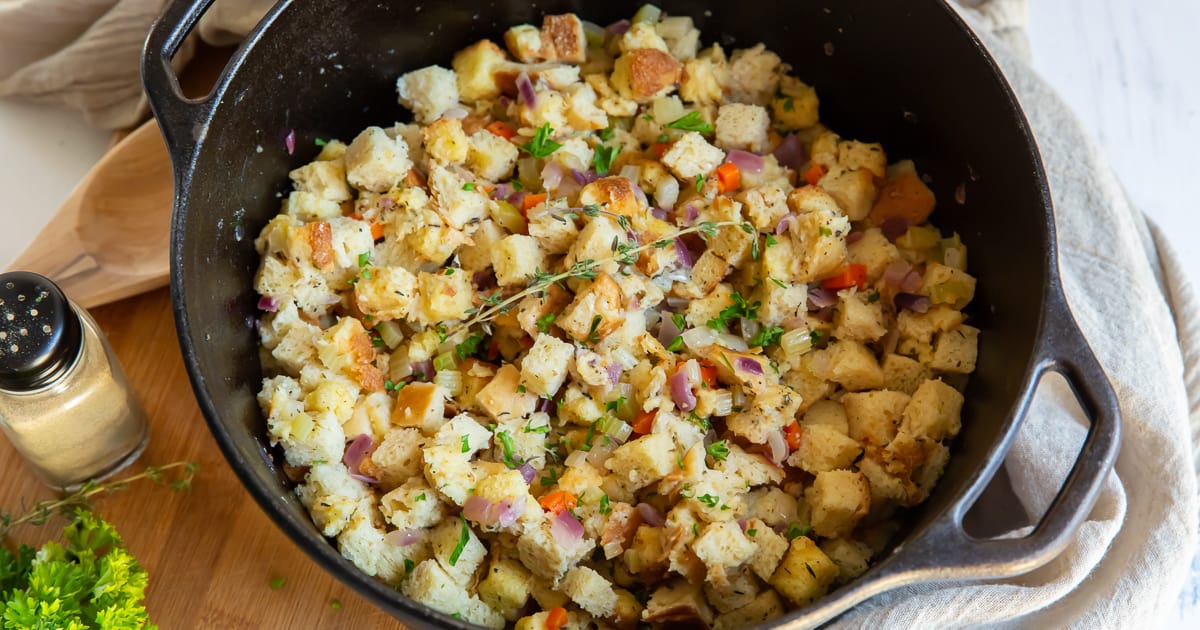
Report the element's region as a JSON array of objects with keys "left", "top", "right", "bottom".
[
  {"left": 820, "top": 340, "right": 884, "bottom": 391},
  {"left": 563, "top": 83, "right": 609, "bottom": 131},
  {"left": 423, "top": 117, "right": 470, "bottom": 164},
  {"left": 606, "top": 432, "right": 677, "bottom": 491},
  {"left": 620, "top": 22, "right": 669, "bottom": 53},
  {"left": 527, "top": 207, "right": 580, "bottom": 254},
  {"left": 930, "top": 325, "right": 980, "bottom": 374},
  {"left": 344, "top": 126, "right": 413, "bottom": 193},
  {"left": 744, "top": 519, "right": 788, "bottom": 581},
  {"left": 465, "top": 130, "right": 518, "bottom": 183},
  {"left": 475, "top": 364, "right": 539, "bottom": 422},
  {"left": 661, "top": 131, "right": 725, "bottom": 180},
  {"left": 413, "top": 270, "right": 474, "bottom": 325},
  {"left": 354, "top": 266, "right": 417, "bottom": 321},
  {"left": 924, "top": 262, "right": 977, "bottom": 310},
  {"left": 901, "top": 378, "right": 964, "bottom": 441},
  {"left": 714, "top": 103, "right": 770, "bottom": 153},
  {"left": 403, "top": 560, "right": 505, "bottom": 629},
  {"left": 692, "top": 521, "right": 757, "bottom": 579},
  {"left": 838, "top": 140, "right": 887, "bottom": 178},
  {"left": 517, "top": 517, "right": 594, "bottom": 582},
  {"left": 405, "top": 224, "right": 471, "bottom": 266},
  {"left": 565, "top": 215, "right": 626, "bottom": 276},
  {"left": 338, "top": 510, "right": 426, "bottom": 585},
  {"left": 821, "top": 538, "right": 873, "bottom": 583},
  {"left": 802, "top": 399, "right": 849, "bottom": 434},
  {"left": 680, "top": 44, "right": 729, "bottom": 105},
  {"left": 611, "top": 47, "right": 683, "bottom": 102},
  {"left": 882, "top": 353, "right": 931, "bottom": 395},
  {"left": 788, "top": 425, "right": 862, "bottom": 474},
  {"left": 294, "top": 462, "right": 371, "bottom": 537},
  {"left": 676, "top": 250, "right": 731, "bottom": 298},
  {"left": 361, "top": 427, "right": 424, "bottom": 489},
  {"left": 379, "top": 477, "right": 447, "bottom": 531},
  {"left": 578, "top": 176, "right": 648, "bottom": 220},
  {"left": 713, "top": 589, "right": 786, "bottom": 630},
  {"left": 458, "top": 219, "right": 506, "bottom": 272},
  {"left": 834, "top": 290, "right": 887, "bottom": 342},
  {"left": 283, "top": 191, "right": 341, "bottom": 223},
  {"left": 738, "top": 183, "right": 791, "bottom": 232},
  {"left": 806, "top": 470, "right": 870, "bottom": 539},
  {"left": 707, "top": 196, "right": 755, "bottom": 267},
  {"left": 289, "top": 160, "right": 352, "bottom": 202},
  {"left": 453, "top": 39, "right": 507, "bottom": 103},
  {"left": 786, "top": 187, "right": 851, "bottom": 281},
  {"left": 396, "top": 65, "right": 461, "bottom": 124},
  {"left": 847, "top": 227, "right": 901, "bottom": 281},
  {"left": 704, "top": 568, "right": 760, "bottom": 613},
  {"left": 504, "top": 24, "right": 544, "bottom": 62},
  {"left": 685, "top": 283, "right": 734, "bottom": 329},
  {"left": 726, "top": 44, "right": 780, "bottom": 106},
  {"left": 492, "top": 234, "right": 547, "bottom": 287},
  {"left": 428, "top": 162, "right": 489, "bottom": 229},
  {"left": 561, "top": 566, "right": 618, "bottom": 617},
  {"left": 727, "top": 383, "right": 803, "bottom": 444},
  {"left": 391, "top": 382, "right": 448, "bottom": 435},
  {"left": 430, "top": 516, "right": 487, "bottom": 585},
  {"left": 519, "top": 333, "right": 574, "bottom": 397},
  {"left": 557, "top": 273, "right": 626, "bottom": 343},
  {"left": 541, "top": 13, "right": 587, "bottom": 63},
  {"left": 769, "top": 536, "right": 838, "bottom": 606},
  {"left": 842, "top": 390, "right": 911, "bottom": 446},
  {"left": 771, "top": 76, "right": 820, "bottom": 130},
  {"left": 478, "top": 556, "right": 533, "bottom": 621}
]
